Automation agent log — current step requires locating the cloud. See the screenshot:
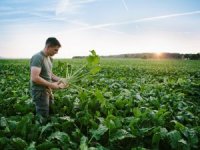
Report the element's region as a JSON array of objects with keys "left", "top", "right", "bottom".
[
  {"left": 0, "top": 10, "right": 25, "bottom": 16},
  {"left": 55, "top": 0, "right": 100, "bottom": 15},
  {"left": 64, "top": 10, "right": 200, "bottom": 32},
  {"left": 53, "top": 19, "right": 125, "bottom": 35},
  {"left": 56, "top": 0, "right": 71, "bottom": 15},
  {"left": 55, "top": 22, "right": 123, "bottom": 35},
  {"left": 133, "top": 10, "right": 200, "bottom": 22},
  {"left": 121, "top": 0, "right": 129, "bottom": 11}
]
